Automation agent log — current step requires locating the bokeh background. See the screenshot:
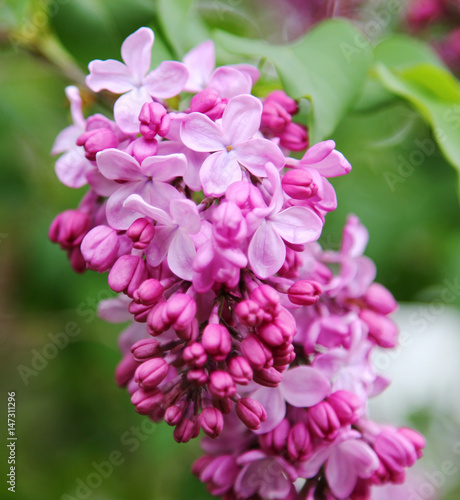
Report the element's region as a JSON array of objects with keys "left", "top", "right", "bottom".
[{"left": 1, "top": 0, "right": 460, "bottom": 499}]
